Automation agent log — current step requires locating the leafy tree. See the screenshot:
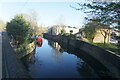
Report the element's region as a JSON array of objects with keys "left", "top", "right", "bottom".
[
  {"left": 83, "top": 21, "right": 97, "bottom": 43},
  {"left": 6, "top": 14, "right": 31, "bottom": 47},
  {"left": 71, "top": 2, "right": 119, "bottom": 25},
  {"left": 71, "top": 1, "right": 120, "bottom": 45}
]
